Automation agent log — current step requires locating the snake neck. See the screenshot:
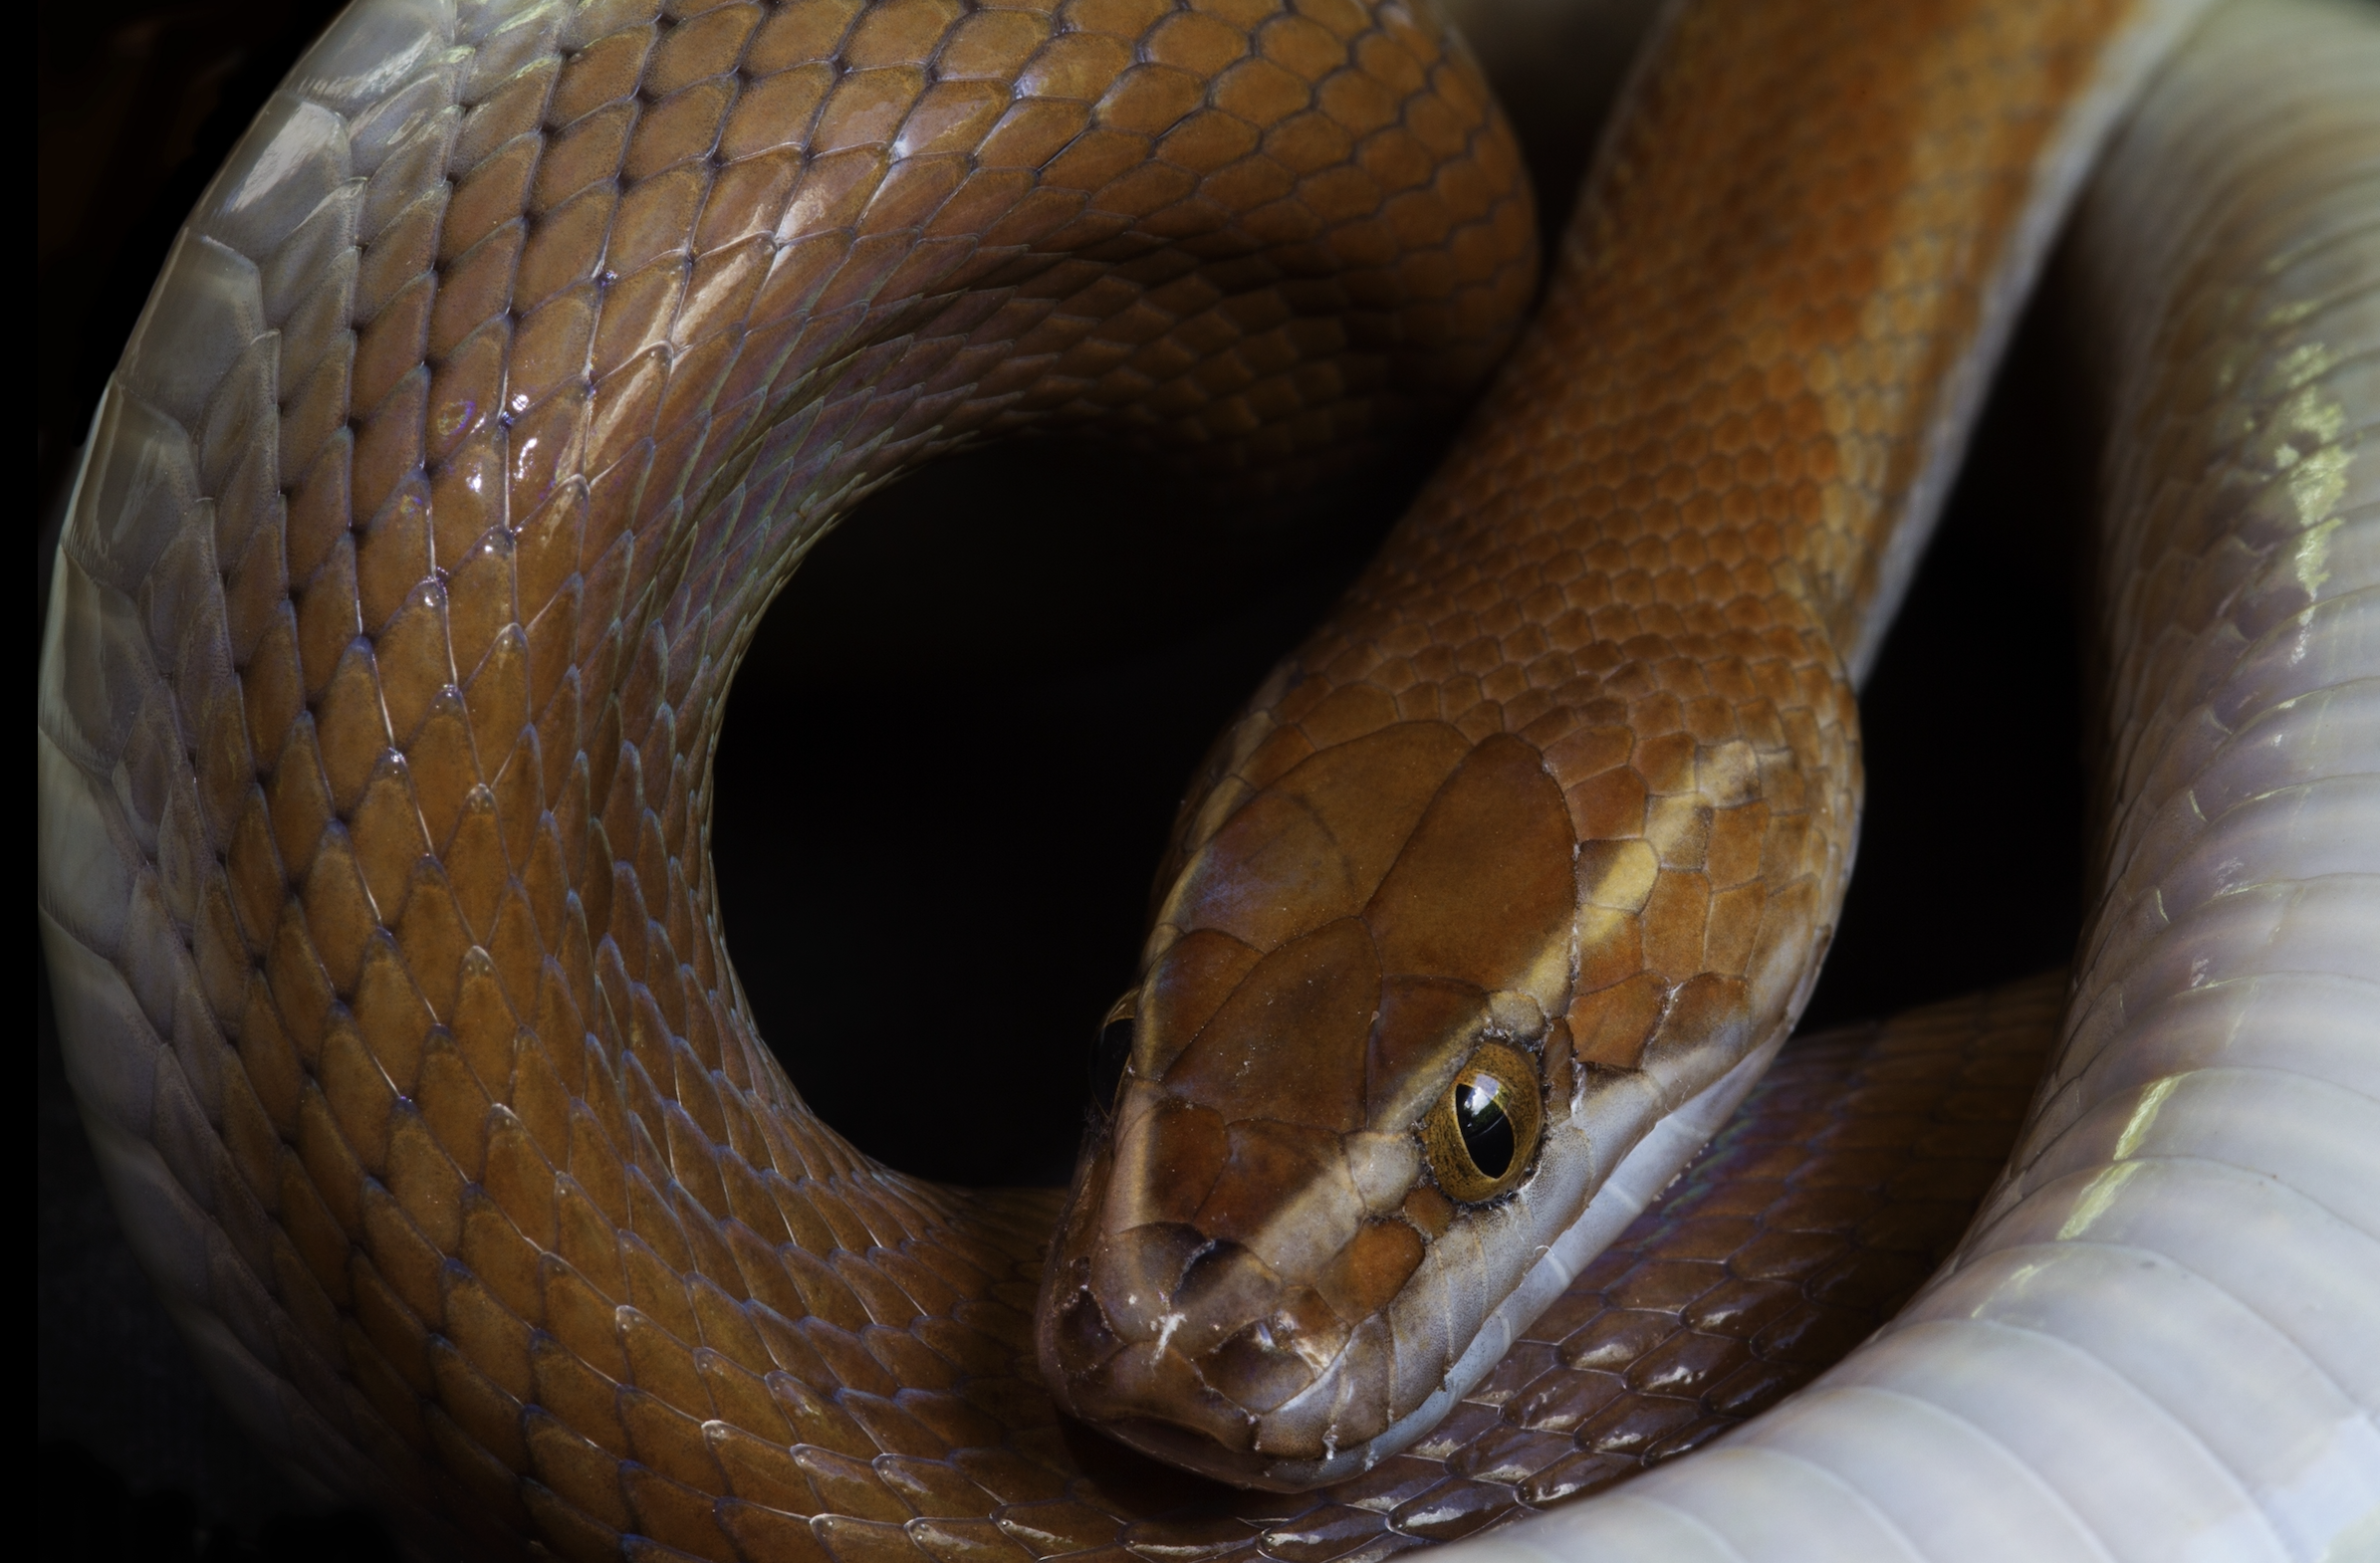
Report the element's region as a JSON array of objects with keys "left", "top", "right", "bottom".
[{"left": 1038, "top": 0, "right": 2214, "bottom": 1489}]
